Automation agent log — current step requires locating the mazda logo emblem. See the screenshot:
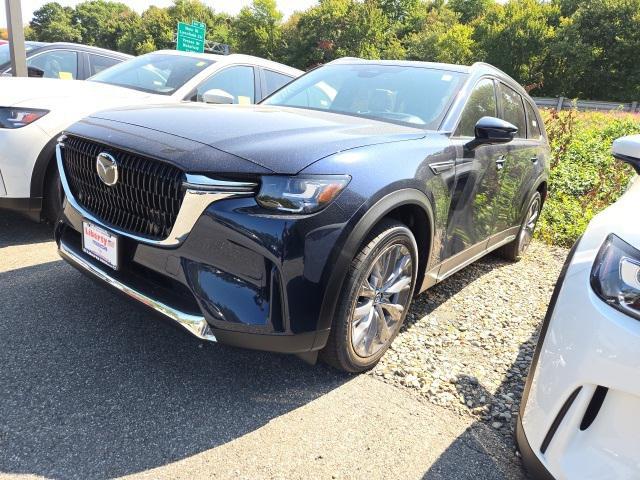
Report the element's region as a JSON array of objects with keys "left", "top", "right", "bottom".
[{"left": 96, "top": 152, "right": 118, "bottom": 187}]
